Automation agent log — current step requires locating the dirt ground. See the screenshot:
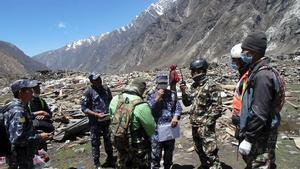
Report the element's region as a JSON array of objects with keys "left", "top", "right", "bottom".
[{"left": 1, "top": 84, "right": 299, "bottom": 169}]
